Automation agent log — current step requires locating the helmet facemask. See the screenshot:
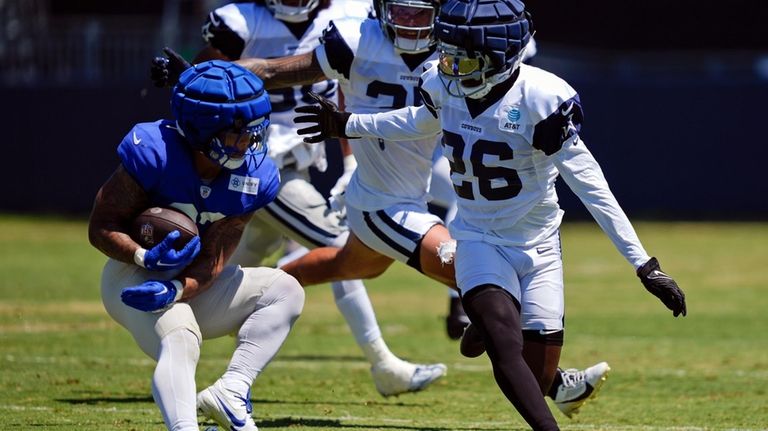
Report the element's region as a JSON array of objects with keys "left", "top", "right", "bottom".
[
  {"left": 171, "top": 60, "right": 273, "bottom": 170},
  {"left": 433, "top": 0, "right": 532, "bottom": 98},
  {"left": 266, "top": 0, "right": 320, "bottom": 23},
  {"left": 437, "top": 42, "right": 526, "bottom": 99},
  {"left": 379, "top": 0, "right": 438, "bottom": 54},
  {"left": 206, "top": 117, "right": 270, "bottom": 170}
]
